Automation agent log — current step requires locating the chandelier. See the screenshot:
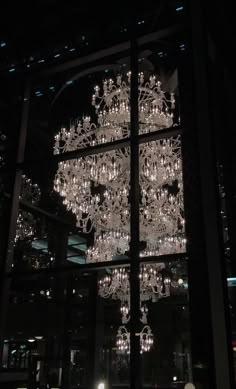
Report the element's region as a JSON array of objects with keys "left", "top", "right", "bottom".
[
  {"left": 53, "top": 71, "right": 186, "bottom": 354},
  {"left": 98, "top": 264, "right": 177, "bottom": 307},
  {"left": 15, "top": 175, "right": 41, "bottom": 242},
  {"left": 116, "top": 325, "right": 154, "bottom": 354},
  {"left": 98, "top": 263, "right": 184, "bottom": 353},
  {"left": 54, "top": 72, "right": 186, "bottom": 261}
]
